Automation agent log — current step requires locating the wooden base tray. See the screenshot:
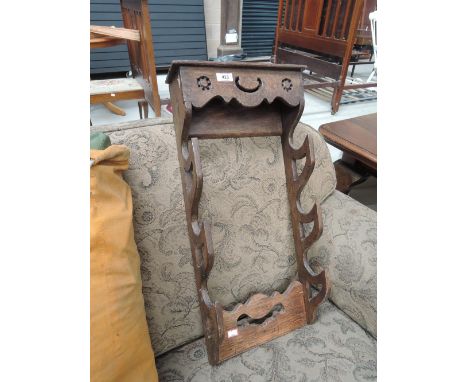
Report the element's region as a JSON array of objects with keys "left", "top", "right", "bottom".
[{"left": 217, "top": 281, "right": 306, "bottom": 362}]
